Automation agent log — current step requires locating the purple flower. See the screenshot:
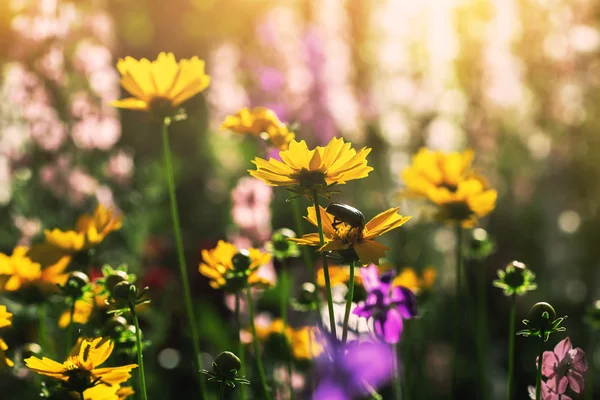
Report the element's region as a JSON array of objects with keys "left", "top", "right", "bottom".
[
  {"left": 313, "top": 340, "right": 394, "bottom": 400},
  {"left": 353, "top": 265, "right": 417, "bottom": 343},
  {"left": 537, "top": 337, "right": 587, "bottom": 394}
]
